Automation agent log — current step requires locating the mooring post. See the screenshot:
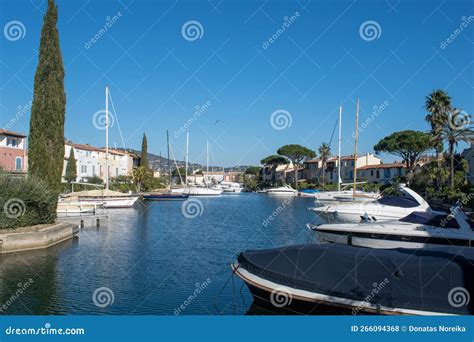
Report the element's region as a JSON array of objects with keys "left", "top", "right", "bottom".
[
  {"left": 80, "top": 219, "right": 84, "bottom": 228},
  {"left": 96, "top": 218, "right": 100, "bottom": 227}
]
